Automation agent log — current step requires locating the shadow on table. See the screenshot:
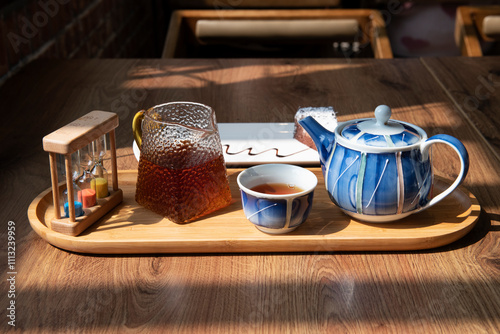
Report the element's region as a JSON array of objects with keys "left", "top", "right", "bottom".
[{"left": 16, "top": 263, "right": 500, "bottom": 331}]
